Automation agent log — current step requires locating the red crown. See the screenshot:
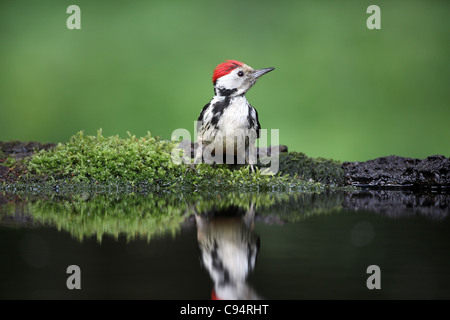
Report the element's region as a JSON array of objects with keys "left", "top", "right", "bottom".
[{"left": 212, "top": 60, "right": 245, "bottom": 83}]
